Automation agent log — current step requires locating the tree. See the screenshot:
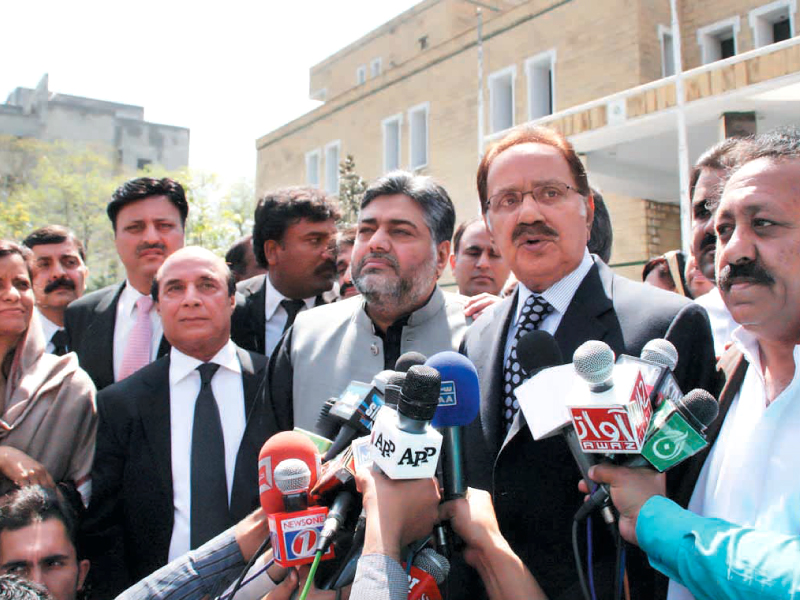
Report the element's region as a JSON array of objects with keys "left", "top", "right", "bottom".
[{"left": 337, "top": 155, "right": 366, "bottom": 226}]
